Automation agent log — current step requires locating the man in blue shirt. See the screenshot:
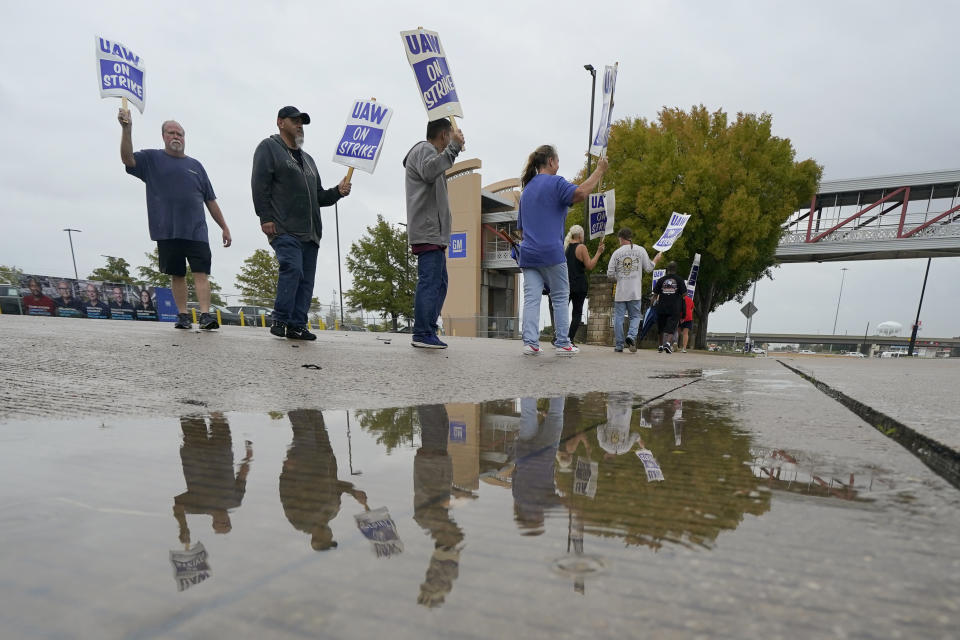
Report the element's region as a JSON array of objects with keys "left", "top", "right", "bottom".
[{"left": 120, "top": 108, "right": 232, "bottom": 330}]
